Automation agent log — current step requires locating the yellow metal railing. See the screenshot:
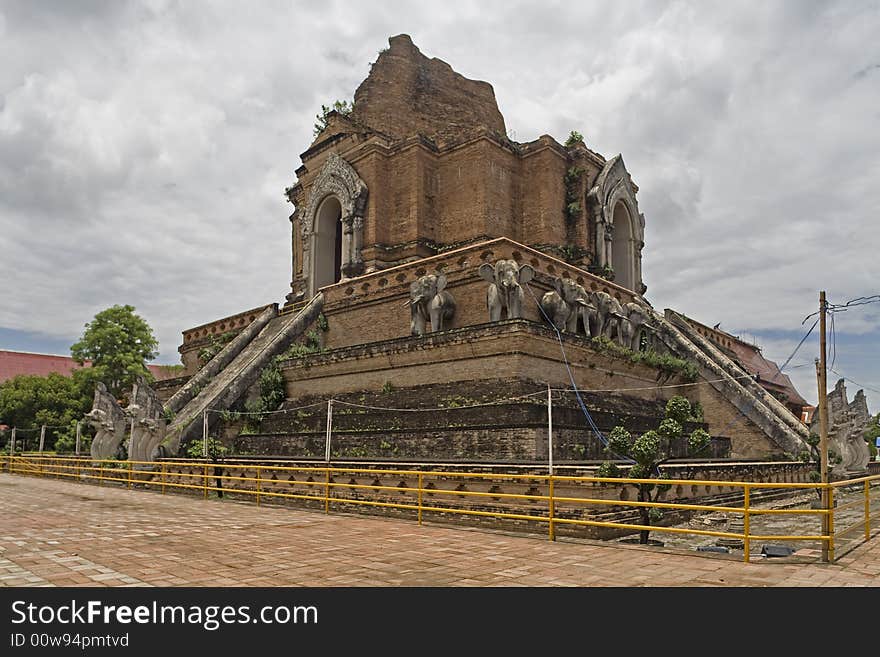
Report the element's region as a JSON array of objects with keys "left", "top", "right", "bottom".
[{"left": 2, "top": 455, "right": 878, "bottom": 564}]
